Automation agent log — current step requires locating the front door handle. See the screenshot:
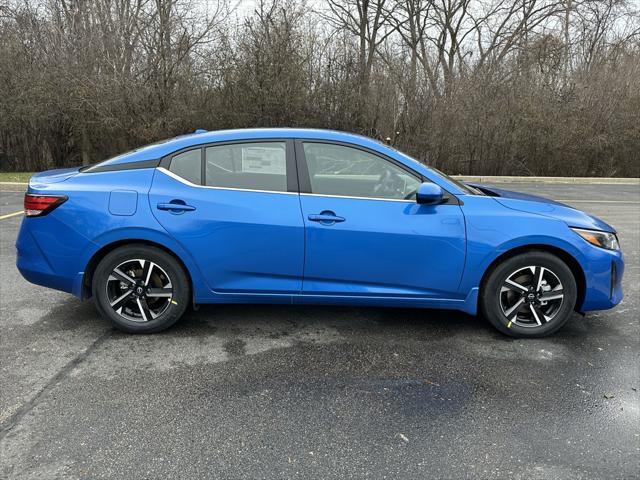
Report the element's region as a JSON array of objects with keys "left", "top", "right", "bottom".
[
  {"left": 157, "top": 201, "right": 196, "bottom": 213},
  {"left": 308, "top": 211, "right": 345, "bottom": 225}
]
